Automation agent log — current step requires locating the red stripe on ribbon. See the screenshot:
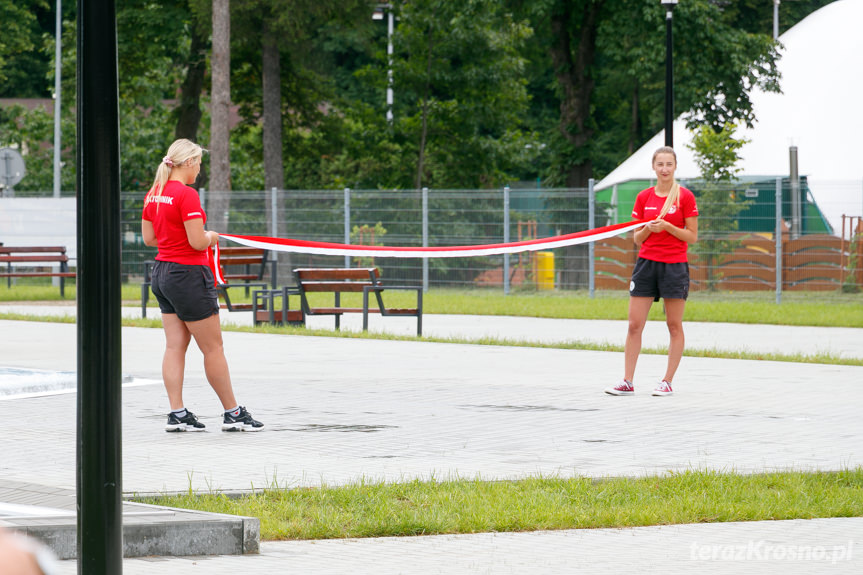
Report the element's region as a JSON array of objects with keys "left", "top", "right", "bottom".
[
  {"left": 213, "top": 219, "right": 645, "bottom": 260},
  {"left": 208, "top": 241, "right": 226, "bottom": 287}
]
